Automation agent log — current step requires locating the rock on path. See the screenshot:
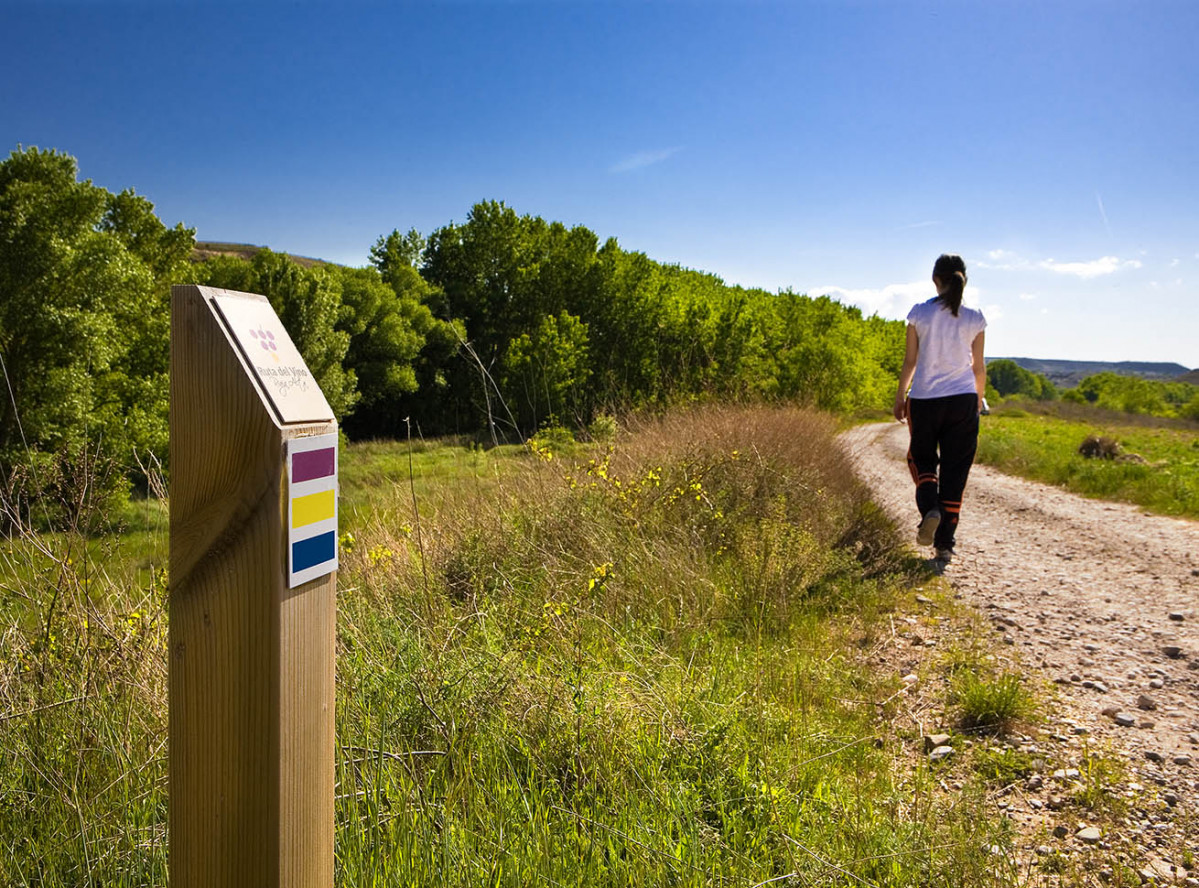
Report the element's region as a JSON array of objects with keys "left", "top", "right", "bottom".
[{"left": 842, "top": 422, "right": 1199, "bottom": 812}]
